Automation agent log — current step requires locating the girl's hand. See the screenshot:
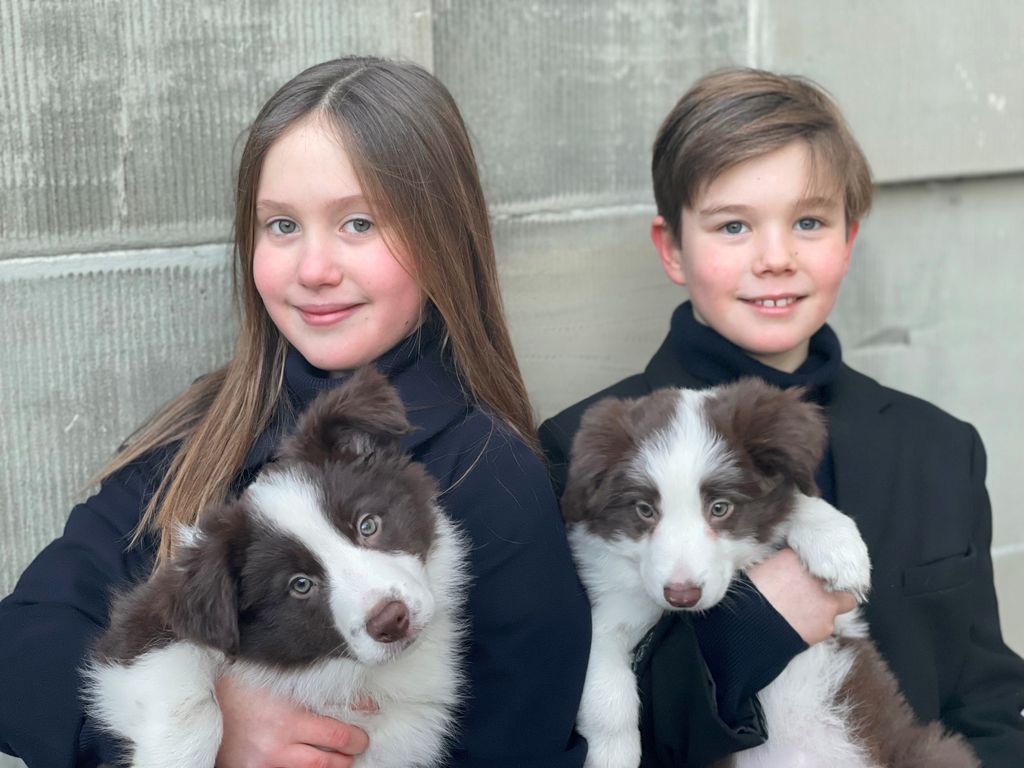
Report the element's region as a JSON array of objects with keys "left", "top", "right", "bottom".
[
  {"left": 215, "top": 674, "right": 370, "bottom": 768},
  {"left": 747, "top": 547, "right": 858, "bottom": 645}
]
